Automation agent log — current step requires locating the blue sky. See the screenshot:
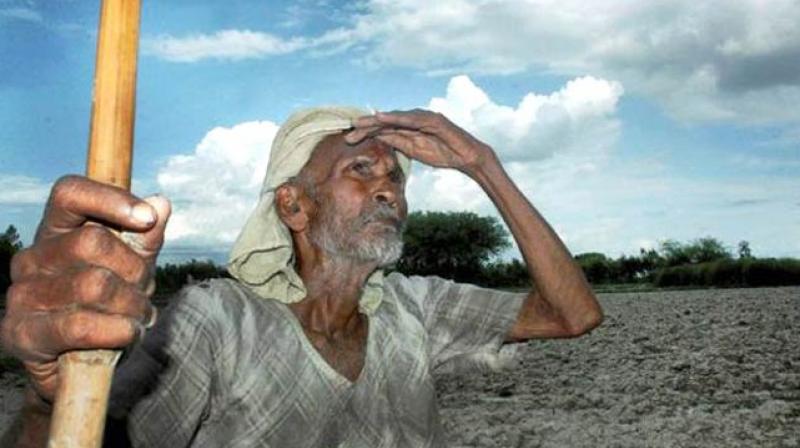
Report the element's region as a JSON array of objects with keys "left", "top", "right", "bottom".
[{"left": 2, "top": 0, "right": 799, "bottom": 264}]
